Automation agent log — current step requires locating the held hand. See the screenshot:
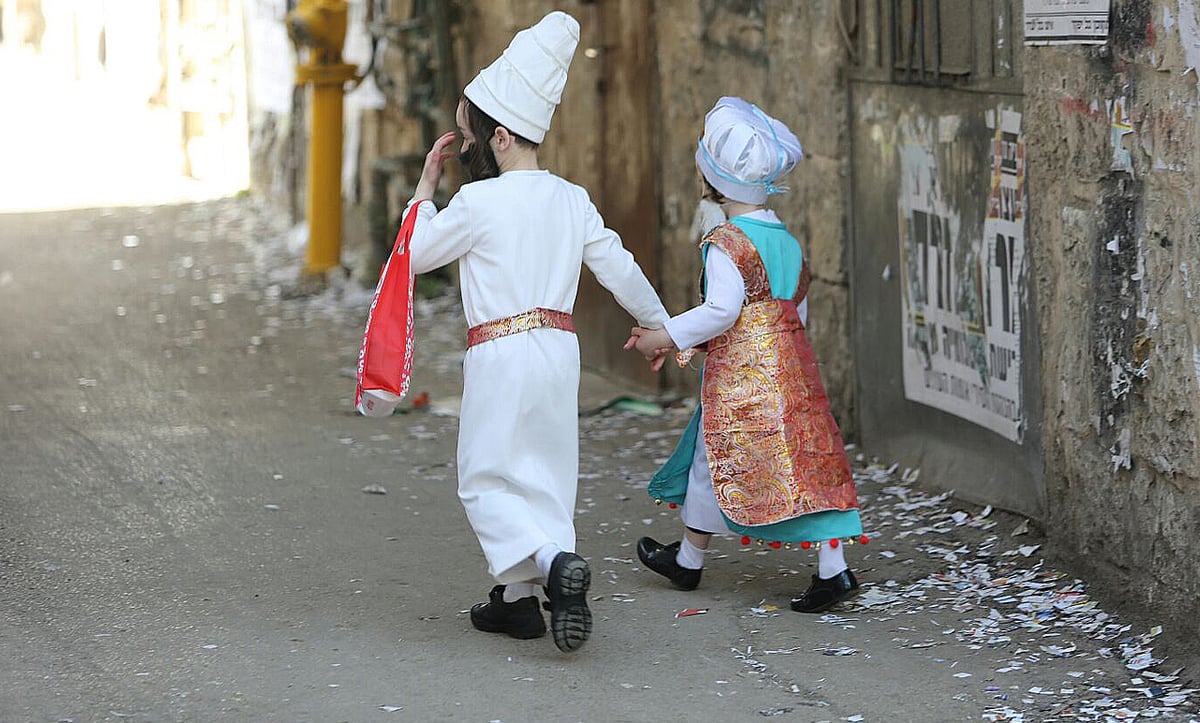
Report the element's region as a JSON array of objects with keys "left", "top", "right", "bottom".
[
  {"left": 635, "top": 331, "right": 673, "bottom": 359},
  {"left": 623, "top": 326, "right": 648, "bottom": 352},
  {"left": 626, "top": 326, "right": 673, "bottom": 359},
  {"left": 413, "top": 131, "right": 458, "bottom": 201},
  {"left": 625, "top": 327, "right": 671, "bottom": 371}
]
